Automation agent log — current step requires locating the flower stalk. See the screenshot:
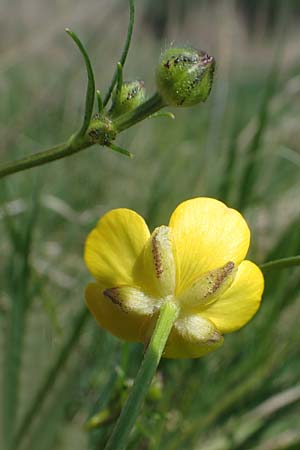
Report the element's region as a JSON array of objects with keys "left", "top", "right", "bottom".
[
  {"left": 0, "top": 92, "right": 165, "bottom": 178},
  {"left": 0, "top": 136, "right": 91, "bottom": 179},
  {"left": 104, "top": 300, "right": 179, "bottom": 450},
  {"left": 113, "top": 92, "right": 165, "bottom": 132}
]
